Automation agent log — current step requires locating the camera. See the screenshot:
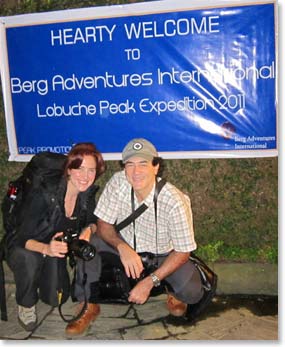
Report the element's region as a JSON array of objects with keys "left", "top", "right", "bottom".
[
  {"left": 55, "top": 229, "right": 96, "bottom": 261},
  {"left": 129, "top": 252, "right": 159, "bottom": 285},
  {"left": 140, "top": 252, "right": 158, "bottom": 276},
  {"left": 97, "top": 252, "right": 162, "bottom": 303}
]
